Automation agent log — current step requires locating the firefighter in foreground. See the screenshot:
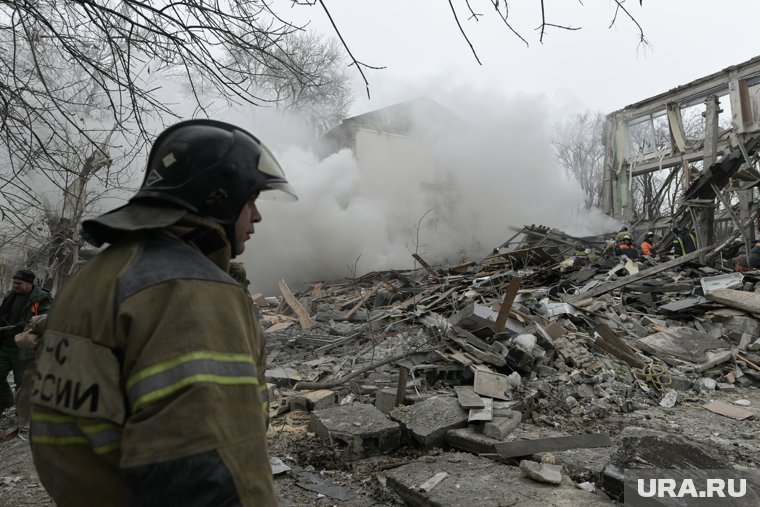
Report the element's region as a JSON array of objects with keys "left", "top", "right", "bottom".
[{"left": 30, "top": 120, "right": 297, "bottom": 506}]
